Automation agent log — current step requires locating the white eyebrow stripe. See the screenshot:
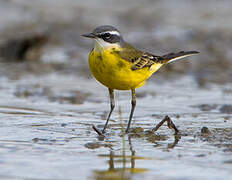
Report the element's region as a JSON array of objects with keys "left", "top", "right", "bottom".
[{"left": 100, "top": 31, "right": 120, "bottom": 36}]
